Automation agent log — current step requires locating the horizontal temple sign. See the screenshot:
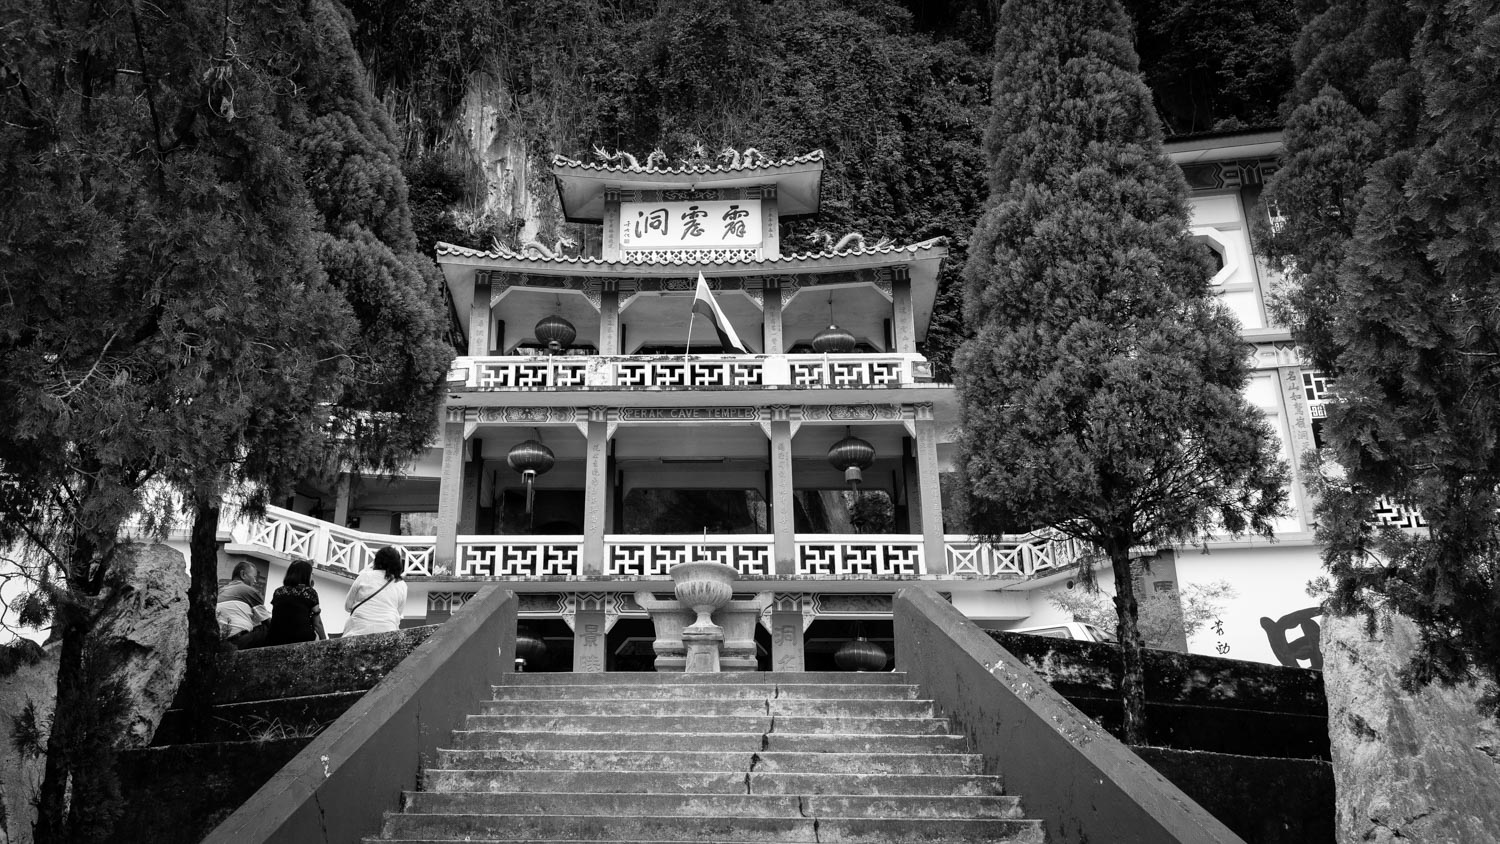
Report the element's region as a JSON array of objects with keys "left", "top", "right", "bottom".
[{"left": 620, "top": 199, "right": 763, "bottom": 250}]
